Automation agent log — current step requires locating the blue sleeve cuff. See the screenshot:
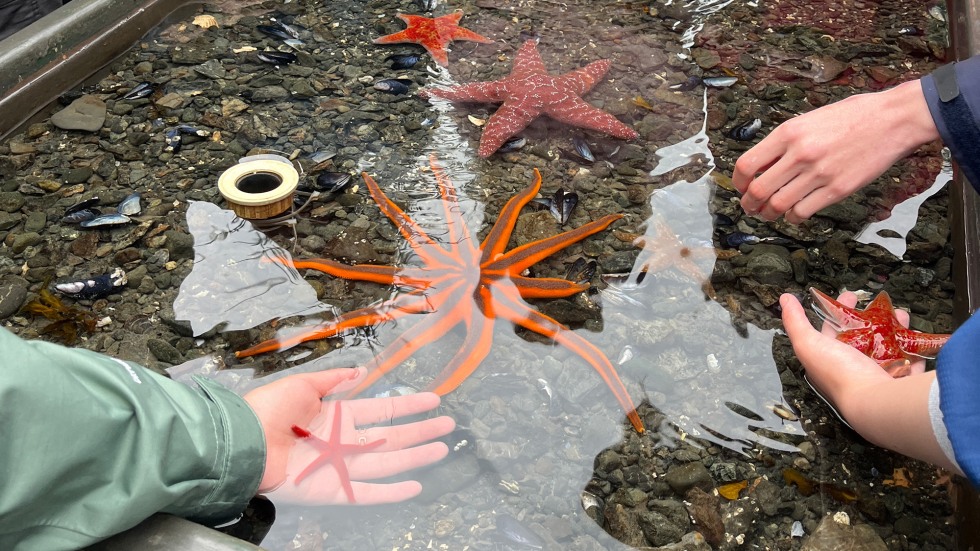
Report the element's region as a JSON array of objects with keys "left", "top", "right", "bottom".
[
  {"left": 936, "top": 312, "right": 980, "bottom": 486},
  {"left": 921, "top": 55, "right": 980, "bottom": 192}
]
